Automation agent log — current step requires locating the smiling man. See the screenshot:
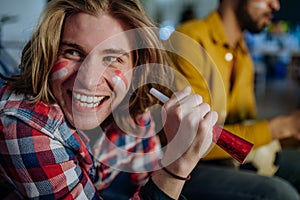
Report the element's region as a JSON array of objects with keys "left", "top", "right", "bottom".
[{"left": 51, "top": 13, "right": 134, "bottom": 130}]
